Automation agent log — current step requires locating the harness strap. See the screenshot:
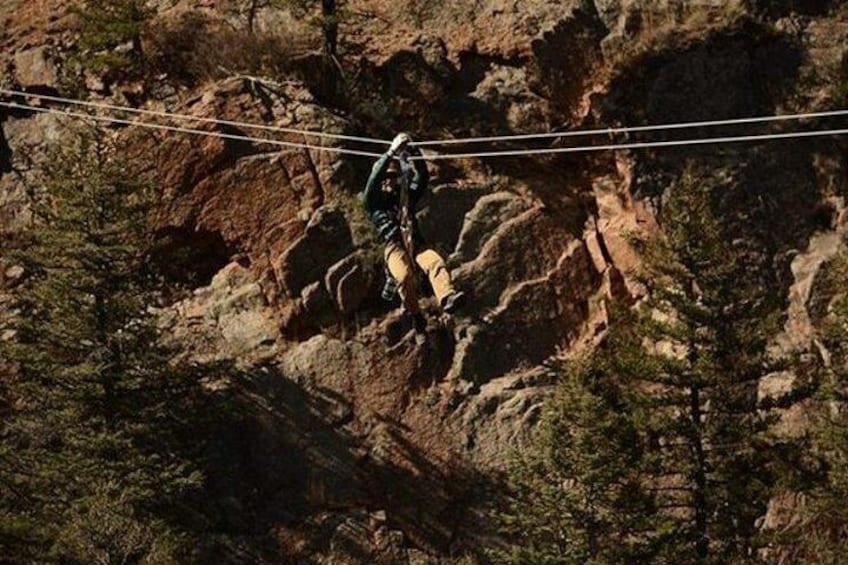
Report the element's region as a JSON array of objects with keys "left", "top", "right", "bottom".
[{"left": 398, "top": 152, "right": 414, "bottom": 260}]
